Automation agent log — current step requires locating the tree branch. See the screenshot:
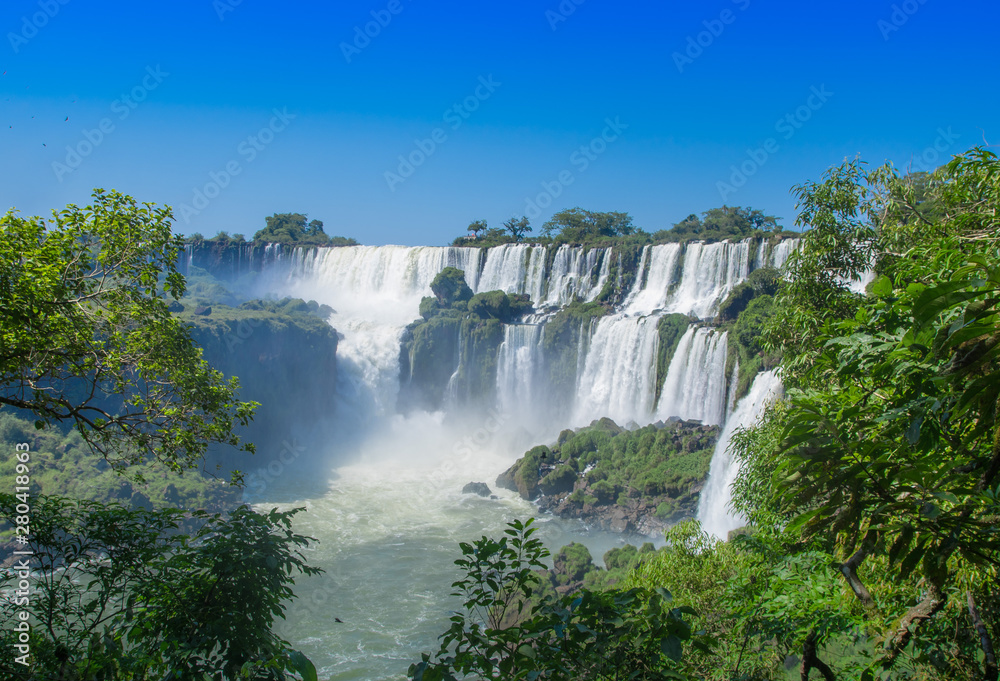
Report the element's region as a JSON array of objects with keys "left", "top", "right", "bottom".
[
  {"left": 801, "top": 631, "right": 837, "bottom": 681},
  {"left": 839, "top": 530, "right": 877, "bottom": 609},
  {"left": 968, "top": 591, "right": 999, "bottom": 681}
]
